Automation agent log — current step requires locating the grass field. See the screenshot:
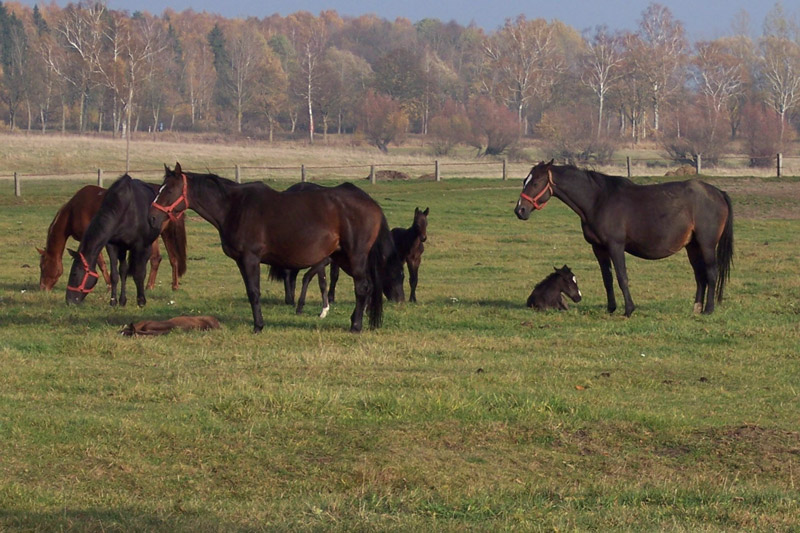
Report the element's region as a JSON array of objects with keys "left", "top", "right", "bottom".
[{"left": 1, "top": 138, "right": 799, "bottom": 531}]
